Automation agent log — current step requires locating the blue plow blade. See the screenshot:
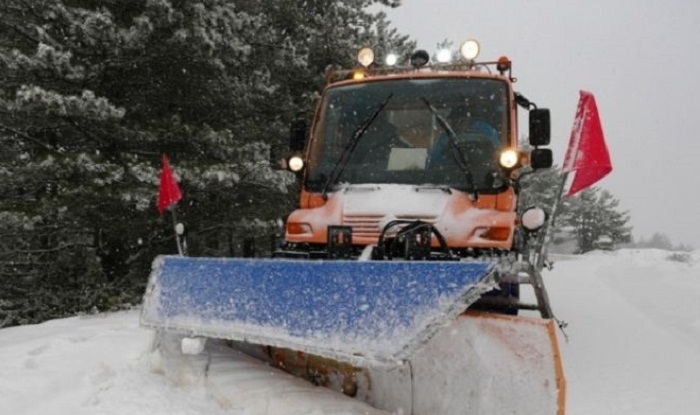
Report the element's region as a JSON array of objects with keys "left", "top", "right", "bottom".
[{"left": 141, "top": 256, "right": 496, "bottom": 365}]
